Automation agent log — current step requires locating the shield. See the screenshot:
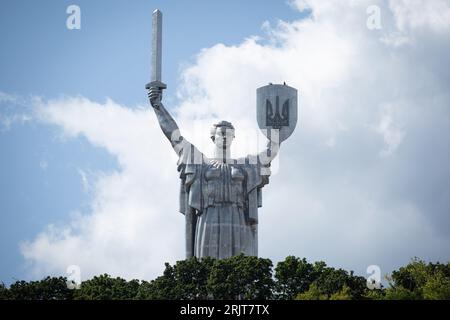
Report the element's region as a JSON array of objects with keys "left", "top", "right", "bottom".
[{"left": 256, "top": 84, "right": 298, "bottom": 143}]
